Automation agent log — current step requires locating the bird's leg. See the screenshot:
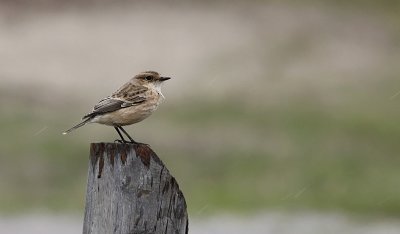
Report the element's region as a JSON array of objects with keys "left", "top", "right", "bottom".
[
  {"left": 118, "top": 126, "right": 138, "bottom": 144},
  {"left": 114, "top": 126, "right": 127, "bottom": 143}
]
